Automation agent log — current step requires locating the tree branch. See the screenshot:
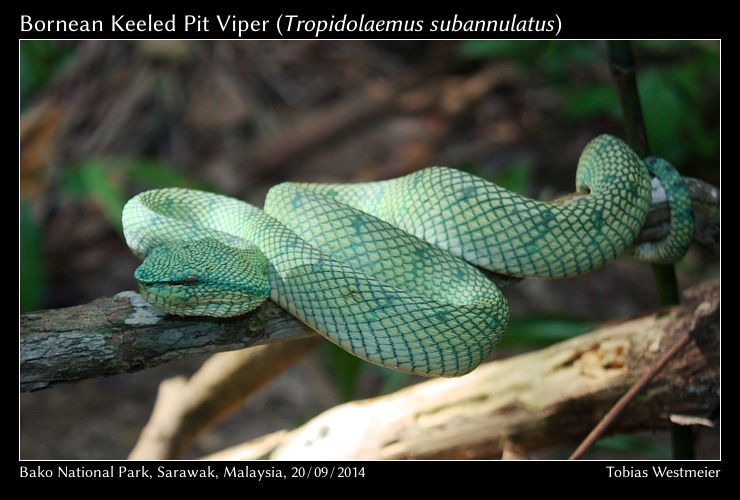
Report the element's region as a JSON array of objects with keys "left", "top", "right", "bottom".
[
  {"left": 639, "top": 176, "right": 719, "bottom": 255},
  {"left": 19, "top": 291, "right": 315, "bottom": 392},
  {"left": 19, "top": 178, "right": 719, "bottom": 393}
]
